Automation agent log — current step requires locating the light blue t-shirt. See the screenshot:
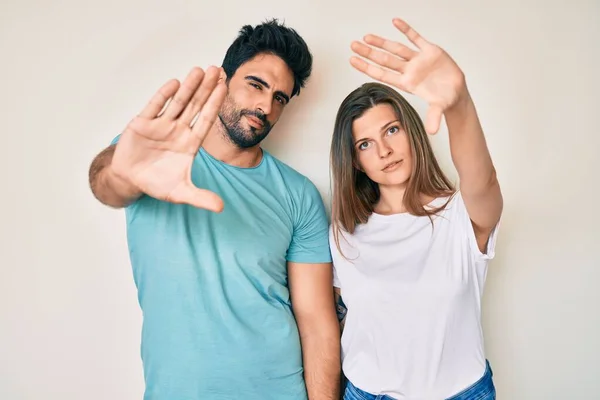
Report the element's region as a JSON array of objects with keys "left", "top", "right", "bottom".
[{"left": 112, "top": 140, "right": 332, "bottom": 400}]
